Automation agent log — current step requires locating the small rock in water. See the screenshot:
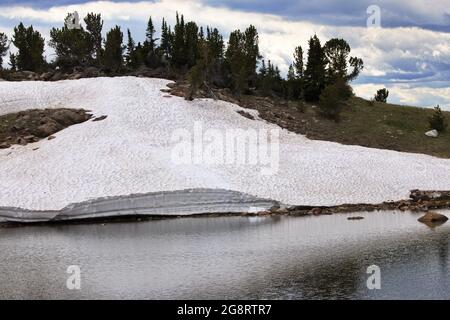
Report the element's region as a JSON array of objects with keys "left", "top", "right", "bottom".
[
  {"left": 347, "top": 216, "right": 364, "bottom": 220},
  {"left": 418, "top": 212, "right": 448, "bottom": 223},
  {"left": 425, "top": 129, "right": 439, "bottom": 138}
]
